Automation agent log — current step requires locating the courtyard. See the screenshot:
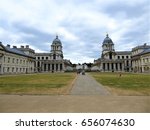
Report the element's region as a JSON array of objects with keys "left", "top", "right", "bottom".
[{"left": 0, "top": 72, "right": 150, "bottom": 112}]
